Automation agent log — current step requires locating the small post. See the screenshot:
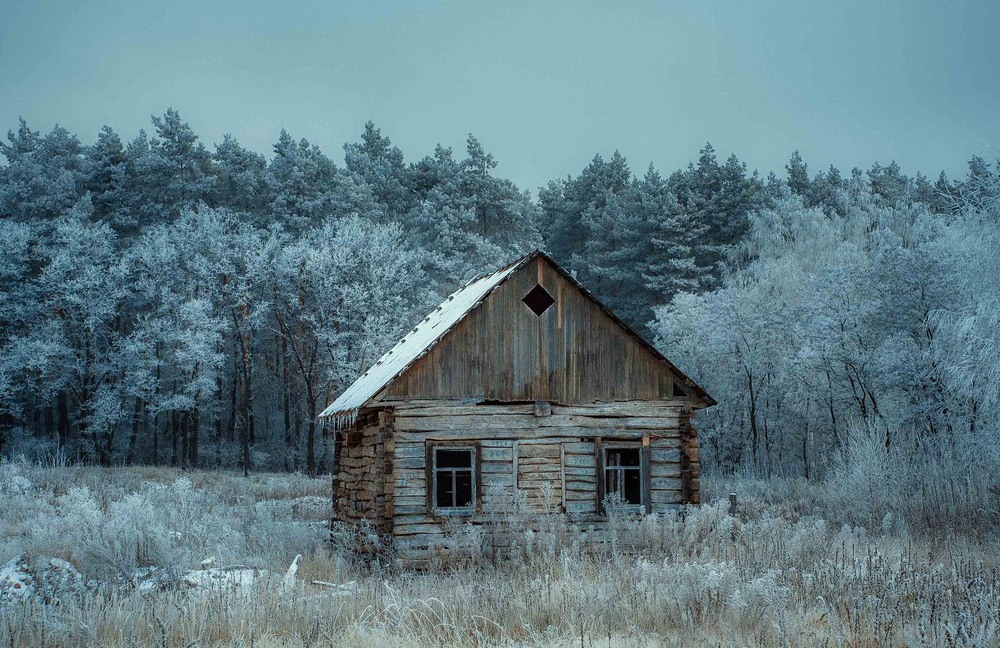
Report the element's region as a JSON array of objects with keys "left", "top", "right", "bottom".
[{"left": 728, "top": 493, "right": 737, "bottom": 516}]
